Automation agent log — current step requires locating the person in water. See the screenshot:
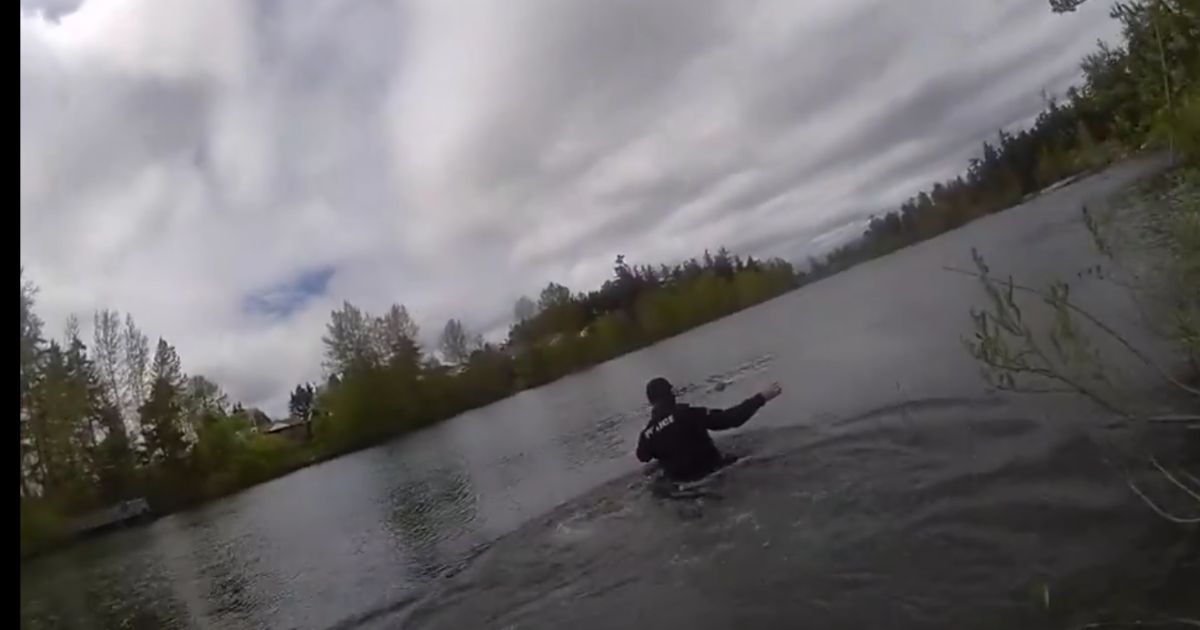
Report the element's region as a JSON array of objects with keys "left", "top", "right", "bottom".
[{"left": 636, "top": 377, "right": 783, "bottom": 481}]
